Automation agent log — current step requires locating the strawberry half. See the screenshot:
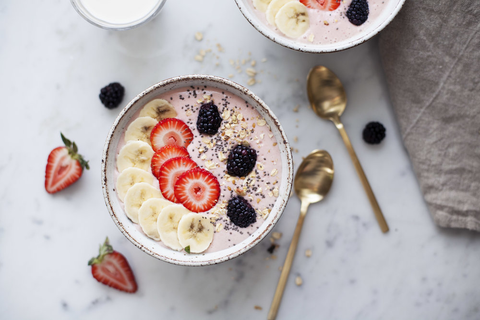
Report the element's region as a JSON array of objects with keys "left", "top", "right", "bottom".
[
  {"left": 174, "top": 167, "right": 220, "bottom": 213},
  {"left": 150, "top": 118, "right": 193, "bottom": 152},
  {"left": 300, "top": 0, "right": 341, "bottom": 11},
  {"left": 151, "top": 145, "right": 190, "bottom": 179},
  {"left": 45, "top": 133, "right": 89, "bottom": 194},
  {"left": 88, "top": 238, "right": 137, "bottom": 293},
  {"left": 159, "top": 157, "right": 198, "bottom": 202}
]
